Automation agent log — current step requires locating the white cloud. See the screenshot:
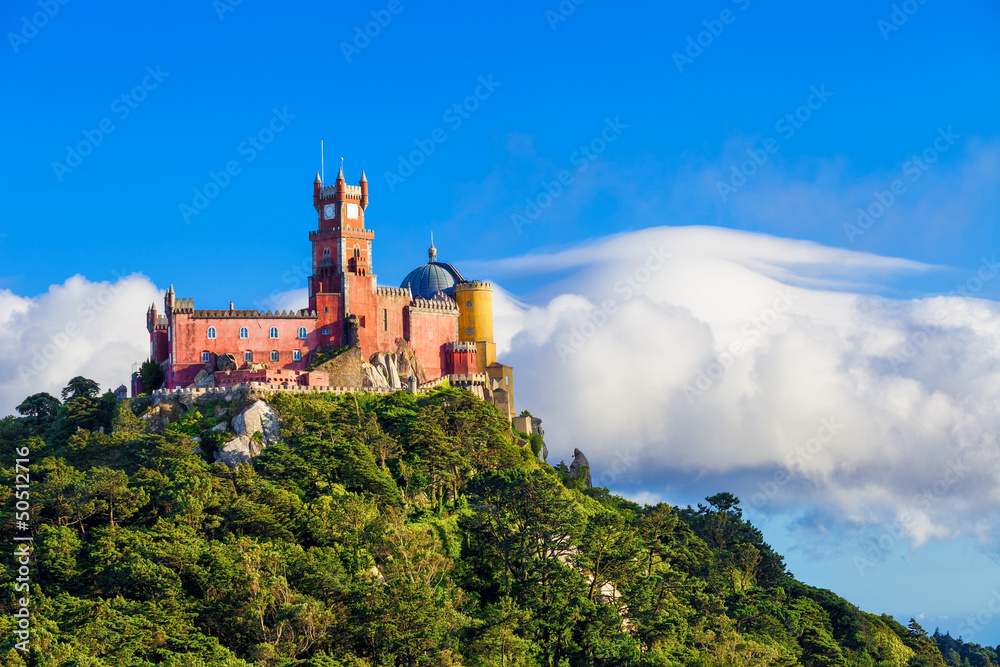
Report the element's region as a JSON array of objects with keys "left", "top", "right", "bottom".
[
  {"left": 487, "top": 226, "right": 1000, "bottom": 548},
  {"left": 0, "top": 274, "right": 160, "bottom": 414}
]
